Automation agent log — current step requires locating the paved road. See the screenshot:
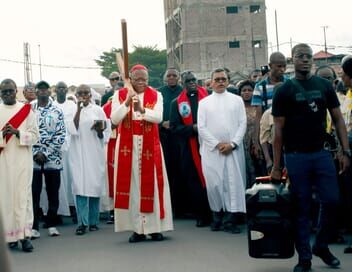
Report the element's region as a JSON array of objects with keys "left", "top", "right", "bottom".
[{"left": 9, "top": 219, "right": 352, "bottom": 272}]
